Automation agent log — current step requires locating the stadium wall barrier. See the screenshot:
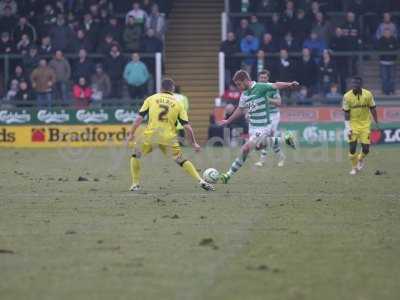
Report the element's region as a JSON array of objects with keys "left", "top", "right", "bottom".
[{"left": 1, "top": 107, "right": 400, "bottom": 148}]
